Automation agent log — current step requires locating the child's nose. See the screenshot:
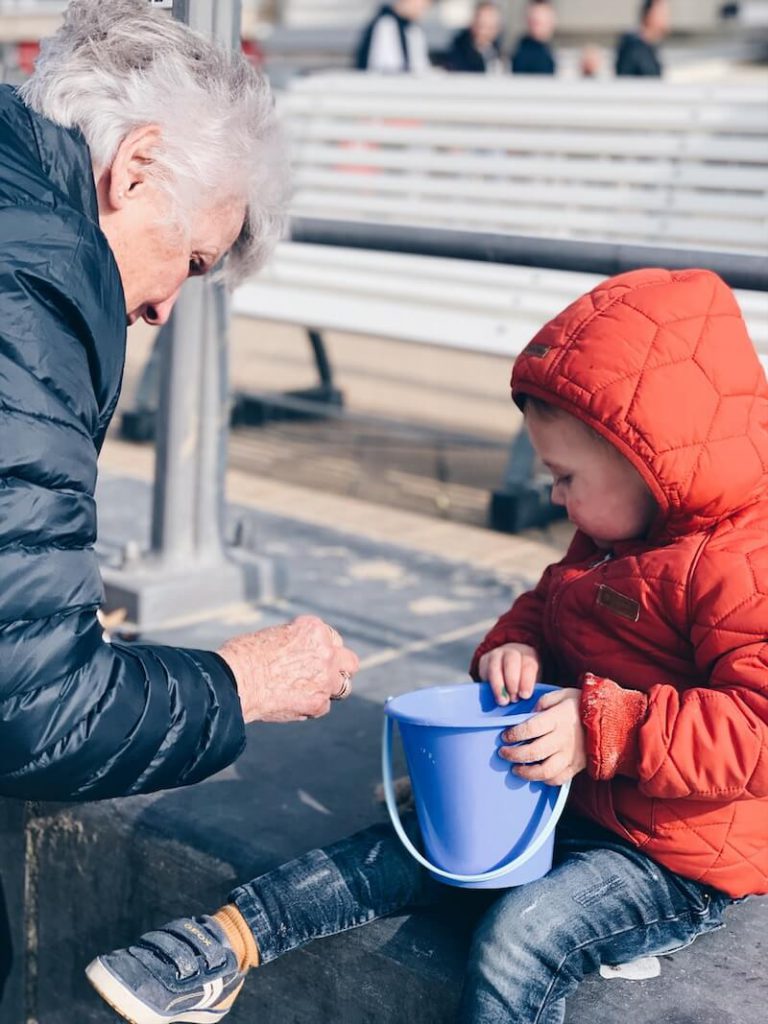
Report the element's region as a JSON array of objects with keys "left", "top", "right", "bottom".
[{"left": 550, "top": 482, "right": 567, "bottom": 507}]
